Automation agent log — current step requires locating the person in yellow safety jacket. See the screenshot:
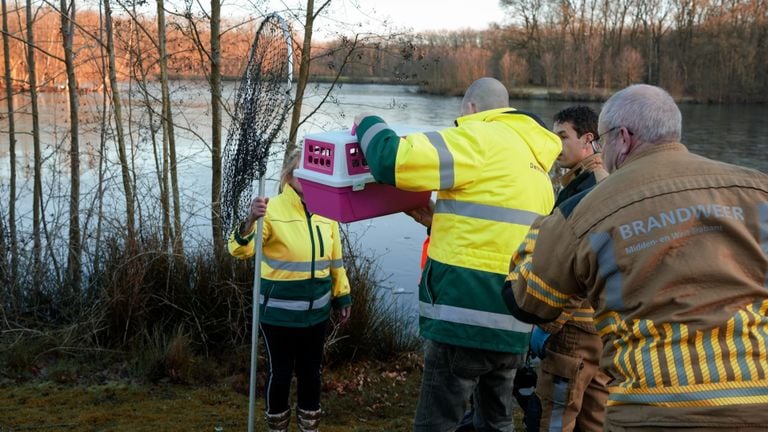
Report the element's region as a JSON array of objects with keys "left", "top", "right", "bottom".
[
  {"left": 503, "top": 84, "right": 768, "bottom": 431},
  {"left": 228, "top": 150, "right": 351, "bottom": 432},
  {"left": 355, "top": 77, "right": 562, "bottom": 432},
  {"left": 527, "top": 106, "right": 611, "bottom": 432}
]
